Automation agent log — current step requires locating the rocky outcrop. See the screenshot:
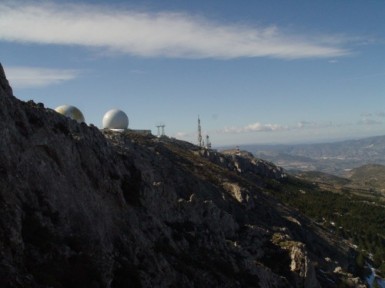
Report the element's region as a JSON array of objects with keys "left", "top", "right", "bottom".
[
  {"left": 272, "top": 233, "right": 320, "bottom": 288},
  {"left": 0, "top": 63, "right": 362, "bottom": 287},
  {"left": 202, "top": 149, "right": 286, "bottom": 181},
  {"left": 0, "top": 64, "right": 12, "bottom": 96}
]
